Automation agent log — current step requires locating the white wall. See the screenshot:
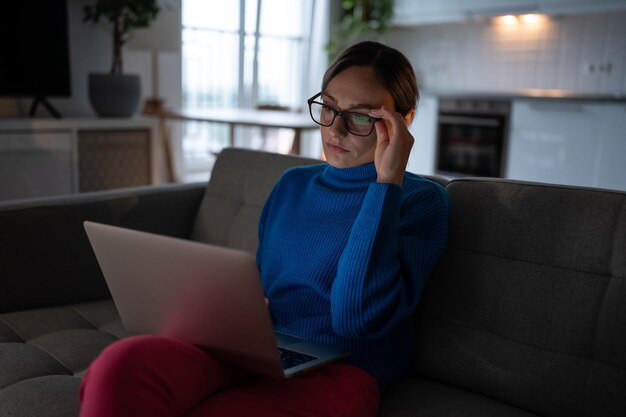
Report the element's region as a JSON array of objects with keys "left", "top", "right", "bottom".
[{"left": 391, "top": 11, "right": 626, "bottom": 94}]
